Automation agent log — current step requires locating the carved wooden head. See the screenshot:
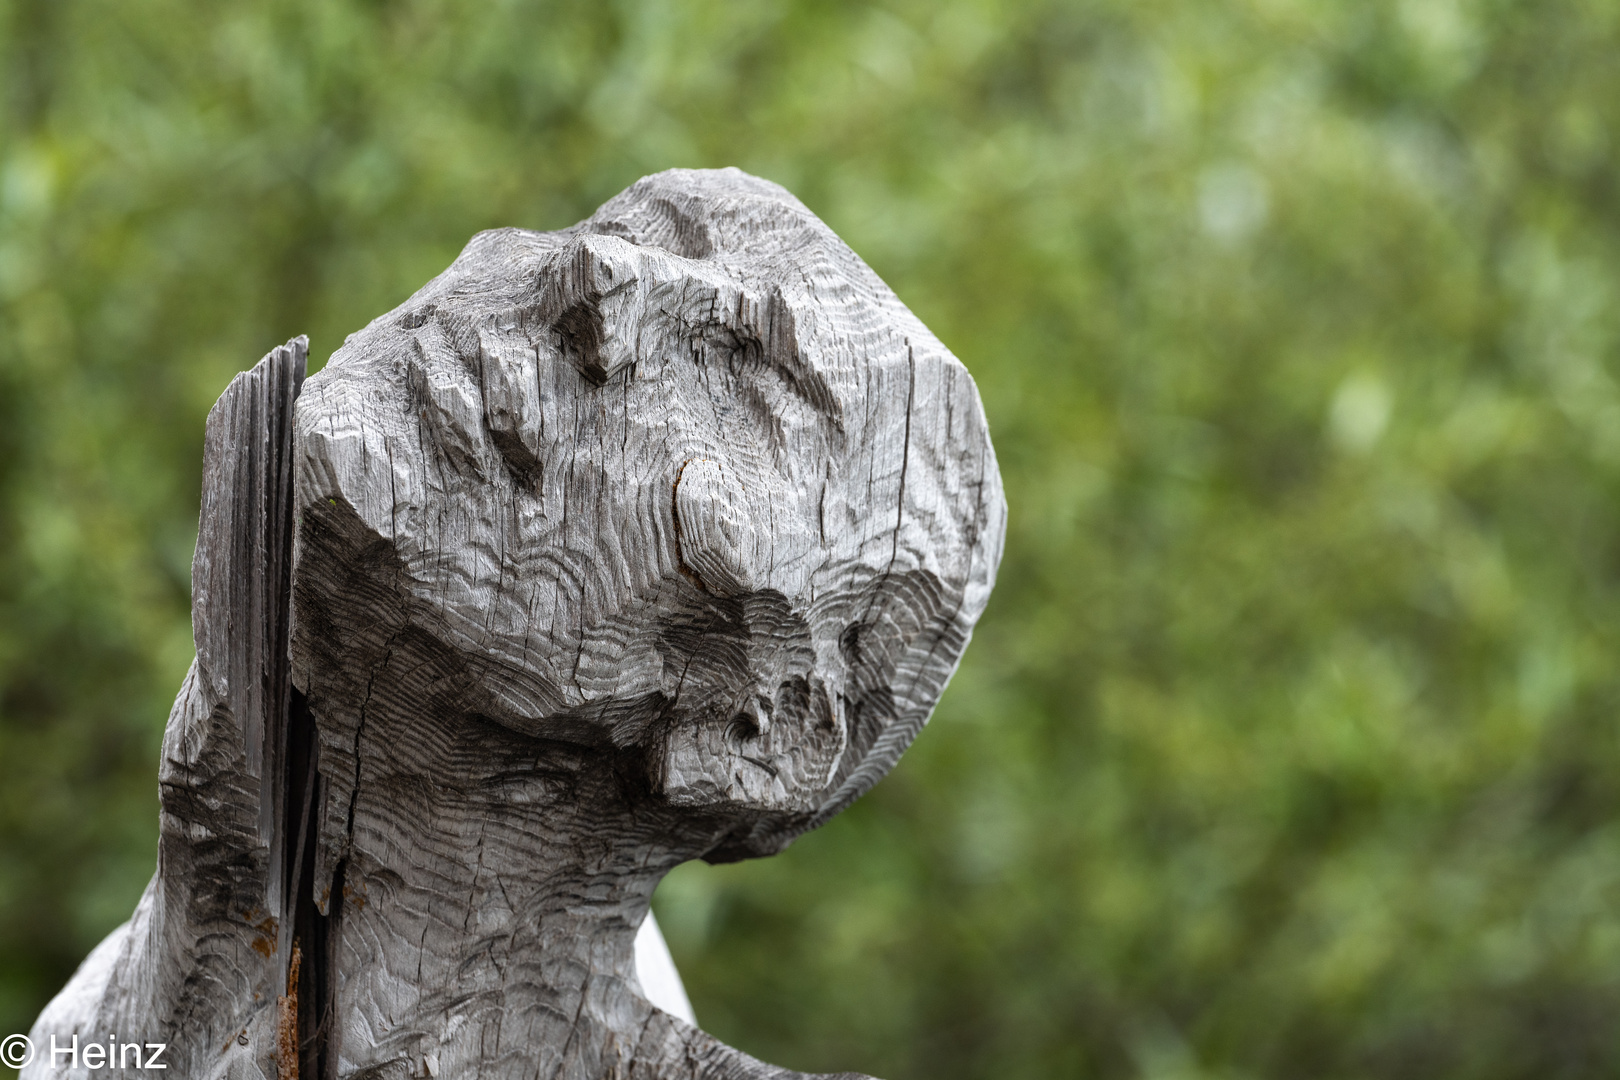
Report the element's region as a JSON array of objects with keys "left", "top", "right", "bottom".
[{"left": 290, "top": 168, "right": 1004, "bottom": 863}]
